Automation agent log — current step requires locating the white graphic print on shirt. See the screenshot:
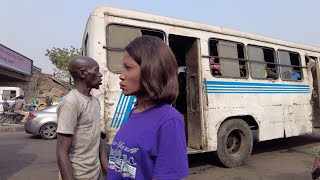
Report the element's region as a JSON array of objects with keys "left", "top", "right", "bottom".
[{"left": 108, "top": 140, "right": 140, "bottom": 179}]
